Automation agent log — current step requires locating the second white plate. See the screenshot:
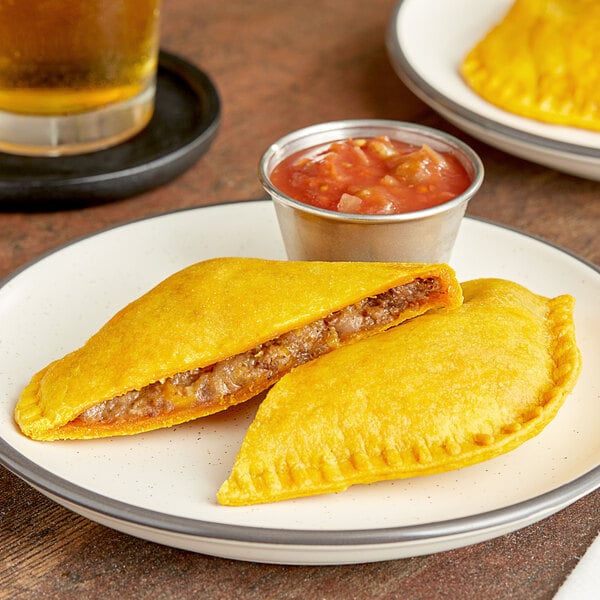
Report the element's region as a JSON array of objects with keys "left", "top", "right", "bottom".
[{"left": 386, "top": 0, "right": 600, "bottom": 179}]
